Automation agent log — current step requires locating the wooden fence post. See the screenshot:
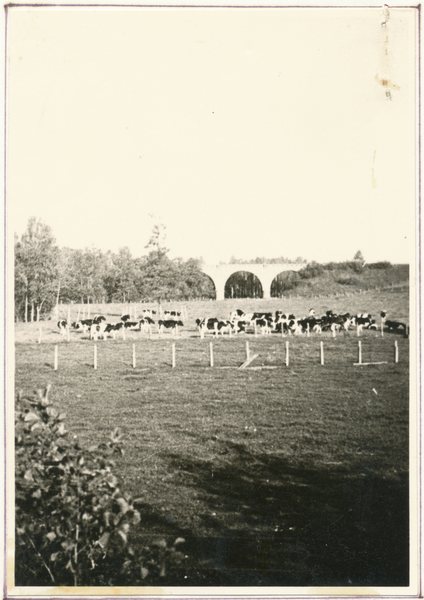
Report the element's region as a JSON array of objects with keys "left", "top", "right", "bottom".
[
  {"left": 320, "top": 341, "right": 324, "bottom": 365},
  {"left": 358, "top": 341, "right": 362, "bottom": 365},
  {"left": 132, "top": 344, "right": 136, "bottom": 368},
  {"left": 210, "top": 342, "right": 214, "bottom": 367},
  {"left": 394, "top": 340, "right": 399, "bottom": 363},
  {"left": 285, "top": 341, "right": 289, "bottom": 367}
]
